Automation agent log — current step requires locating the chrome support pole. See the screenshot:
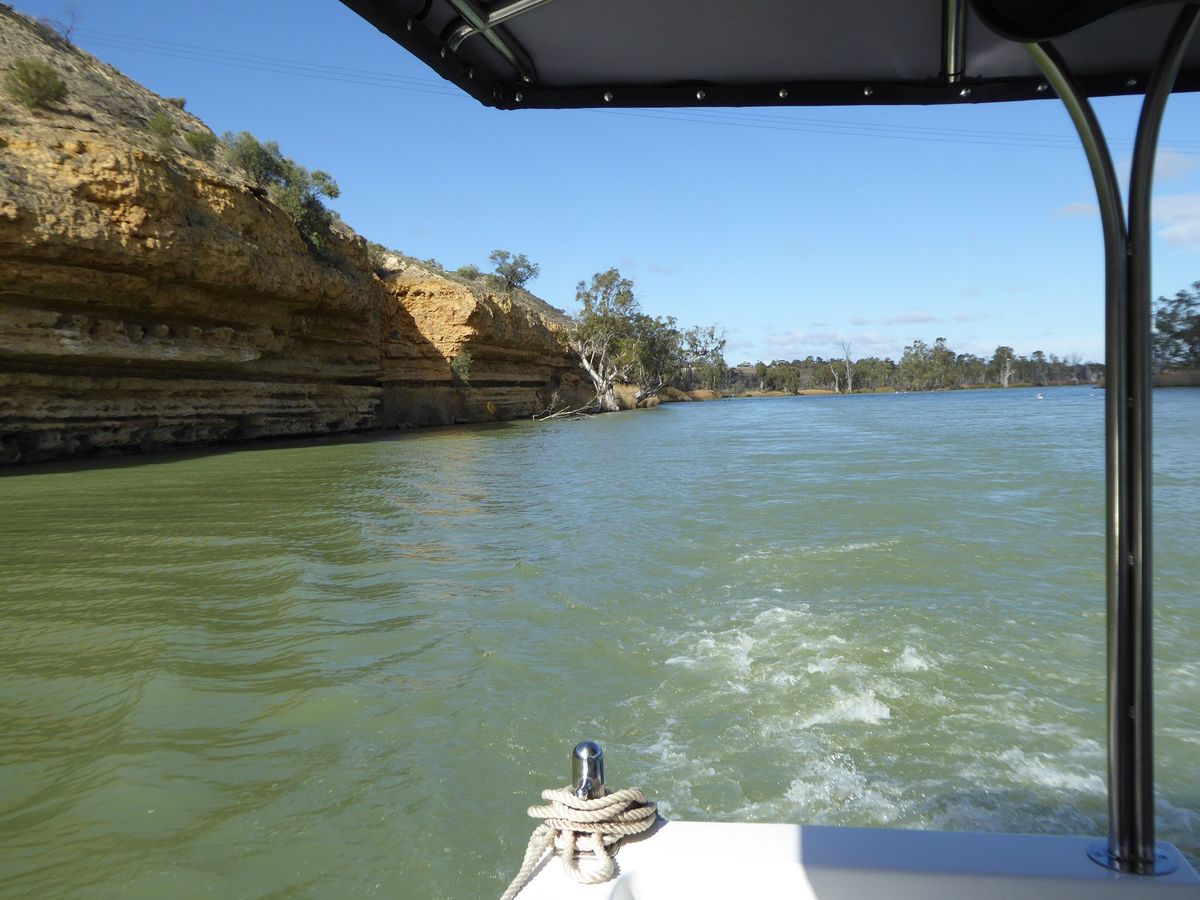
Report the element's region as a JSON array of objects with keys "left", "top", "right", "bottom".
[
  {"left": 1114, "top": 5, "right": 1200, "bottom": 876},
  {"left": 941, "top": 0, "right": 967, "bottom": 83},
  {"left": 1026, "top": 6, "right": 1199, "bottom": 875}
]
